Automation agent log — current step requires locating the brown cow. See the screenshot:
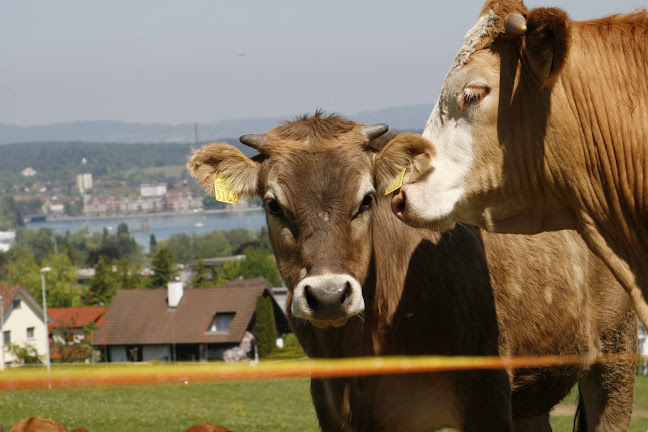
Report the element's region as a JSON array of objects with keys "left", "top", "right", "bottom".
[
  {"left": 373, "top": 0, "right": 648, "bottom": 328},
  {"left": 187, "top": 113, "right": 636, "bottom": 431},
  {"left": 9, "top": 418, "right": 67, "bottom": 432}
]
